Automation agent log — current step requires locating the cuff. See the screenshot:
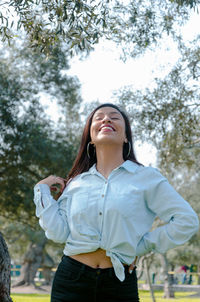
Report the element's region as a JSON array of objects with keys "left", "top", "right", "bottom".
[
  {"left": 34, "top": 184, "right": 51, "bottom": 195},
  {"left": 34, "top": 184, "right": 56, "bottom": 217},
  {"left": 136, "top": 235, "right": 152, "bottom": 256}
]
